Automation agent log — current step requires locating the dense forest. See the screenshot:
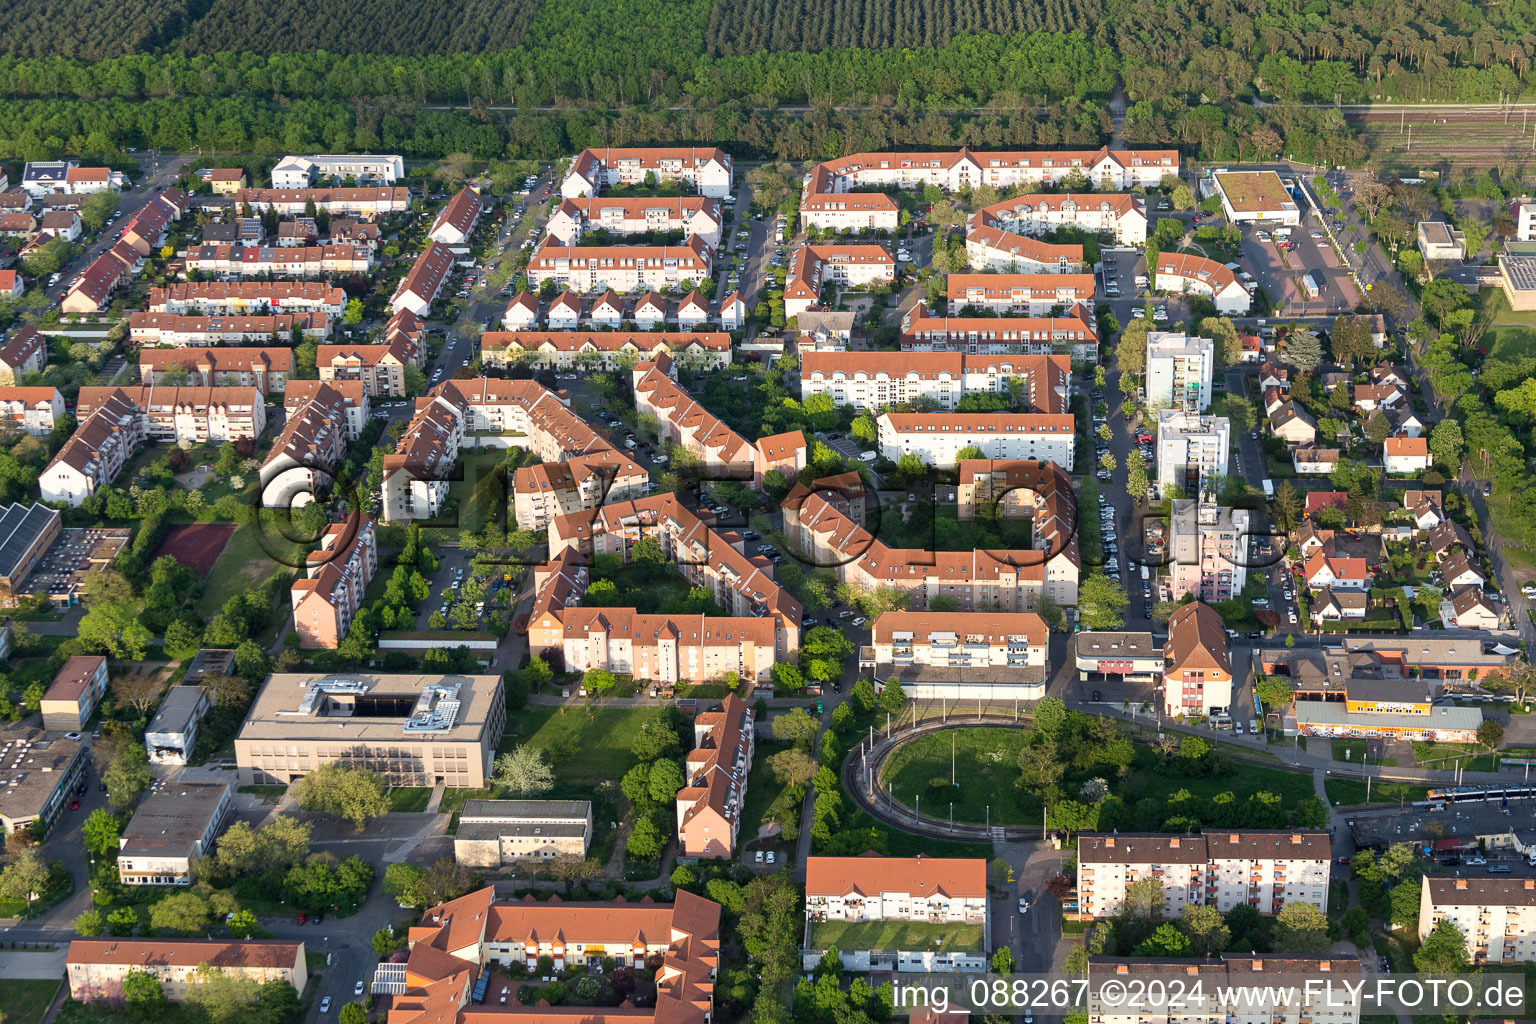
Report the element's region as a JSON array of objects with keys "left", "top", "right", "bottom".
[
  {"left": 0, "top": 0, "right": 198, "bottom": 59},
  {"left": 707, "top": 0, "right": 1101, "bottom": 55},
  {"left": 175, "top": 0, "right": 543, "bottom": 56}
]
